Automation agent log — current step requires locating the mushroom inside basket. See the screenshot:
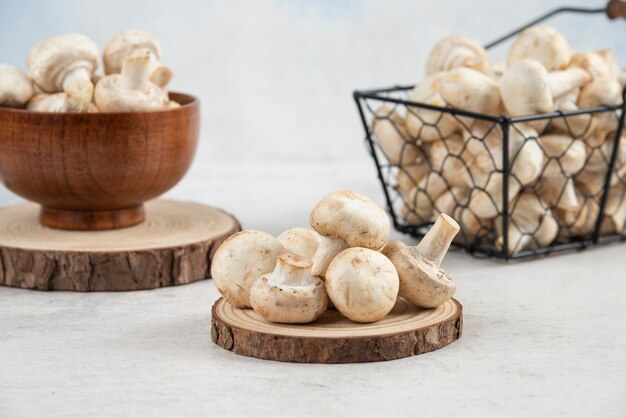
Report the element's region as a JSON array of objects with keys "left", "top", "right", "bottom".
[{"left": 354, "top": 2, "right": 626, "bottom": 259}]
